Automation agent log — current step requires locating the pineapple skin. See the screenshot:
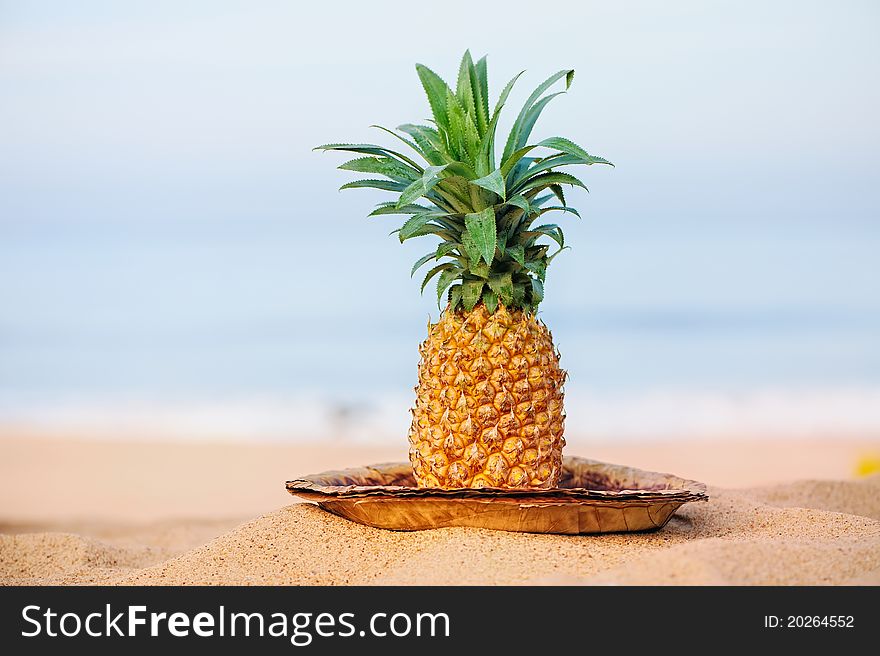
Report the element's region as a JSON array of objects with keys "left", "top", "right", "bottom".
[{"left": 408, "top": 303, "right": 566, "bottom": 489}]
